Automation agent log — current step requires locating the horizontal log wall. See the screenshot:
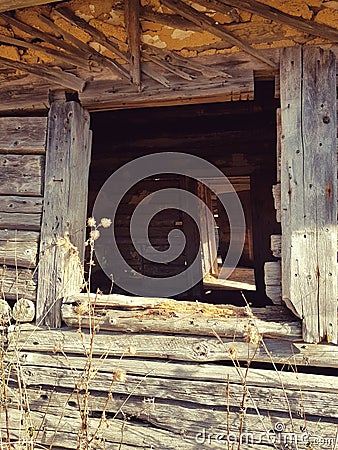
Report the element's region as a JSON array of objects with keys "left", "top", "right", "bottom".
[
  {"left": 2, "top": 322, "right": 338, "bottom": 449},
  {"left": 0, "top": 117, "right": 47, "bottom": 310}
]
